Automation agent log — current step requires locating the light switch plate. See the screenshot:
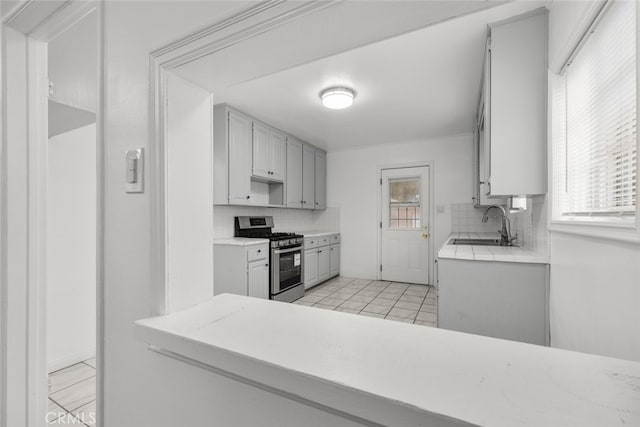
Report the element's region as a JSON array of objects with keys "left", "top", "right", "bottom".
[{"left": 125, "top": 148, "right": 144, "bottom": 193}]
